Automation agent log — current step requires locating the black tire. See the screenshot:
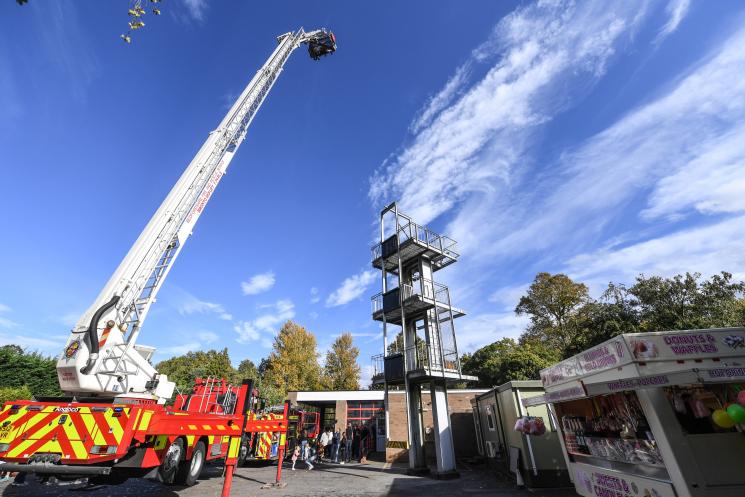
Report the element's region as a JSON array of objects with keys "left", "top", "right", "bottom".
[
  {"left": 158, "top": 437, "right": 184, "bottom": 485},
  {"left": 176, "top": 440, "right": 206, "bottom": 486},
  {"left": 237, "top": 434, "right": 250, "bottom": 467}
]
